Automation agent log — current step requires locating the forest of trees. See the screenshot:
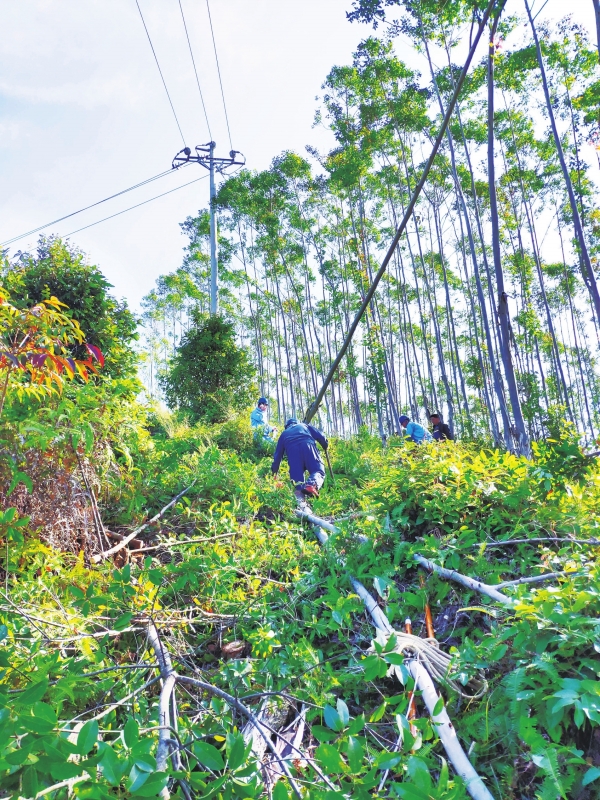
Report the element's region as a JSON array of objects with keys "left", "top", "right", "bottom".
[{"left": 142, "top": 2, "right": 600, "bottom": 455}]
